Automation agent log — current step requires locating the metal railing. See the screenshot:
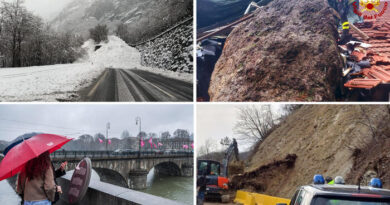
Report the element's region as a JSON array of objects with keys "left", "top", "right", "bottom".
[{"left": 50, "top": 150, "right": 193, "bottom": 161}]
